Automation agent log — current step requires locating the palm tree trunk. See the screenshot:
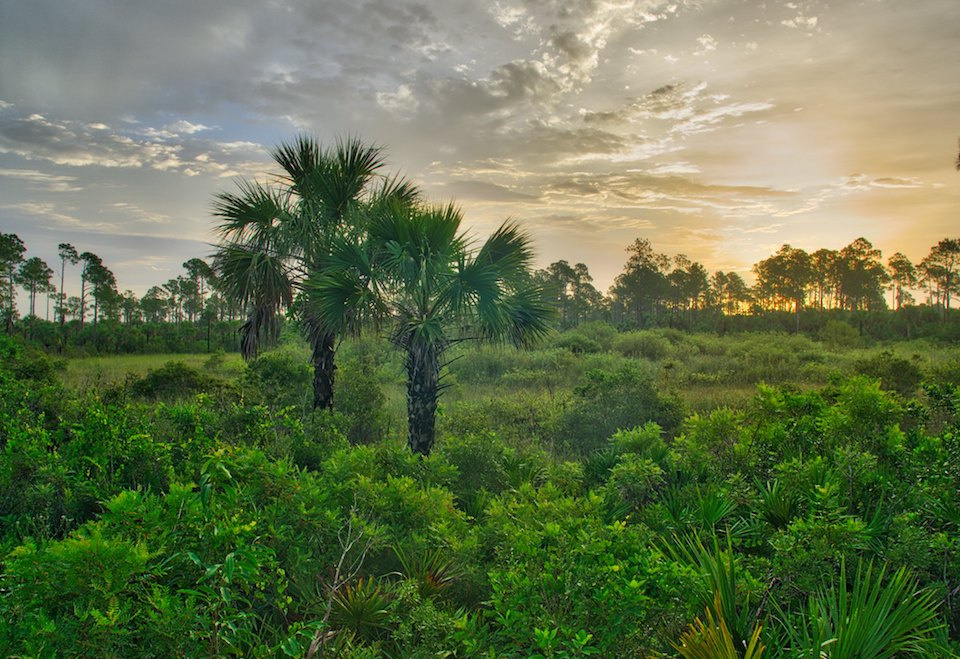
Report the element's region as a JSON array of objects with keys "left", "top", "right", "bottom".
[
  {"left": 311, "top": 331, "right": 336, "bottom": 410},
  {"left": 406, "top": 342, "right": 440, "bottom": 456}
]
